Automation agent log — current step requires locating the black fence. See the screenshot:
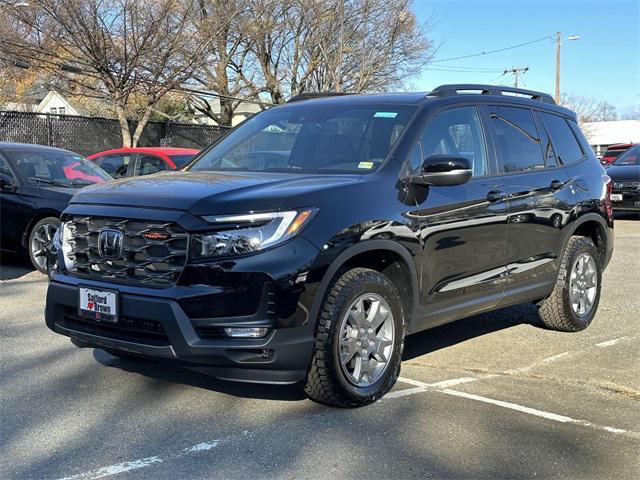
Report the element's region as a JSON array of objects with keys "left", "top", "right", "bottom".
[{"left": 0, "top": 110, "right": 230, "bottom": 157}]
